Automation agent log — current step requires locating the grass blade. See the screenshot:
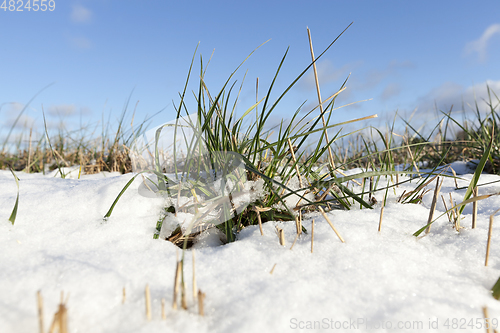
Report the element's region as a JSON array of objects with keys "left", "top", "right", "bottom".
[
  {"left": 457, "top": 126, "right": 494, "bottom": 218},
  {"left": 8, "top": 168, "right": 20, "bottom": 225}
]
